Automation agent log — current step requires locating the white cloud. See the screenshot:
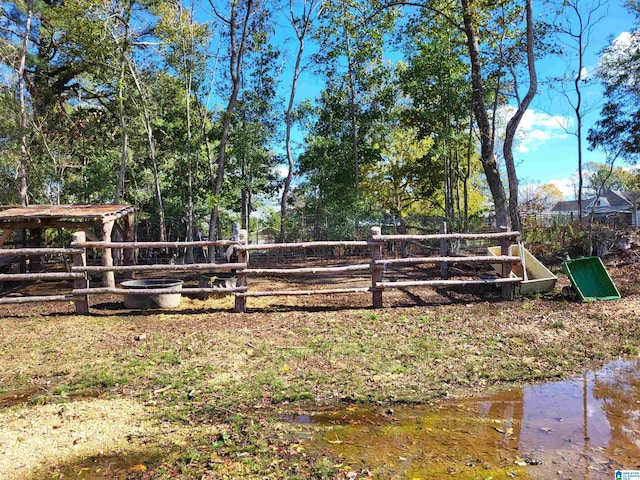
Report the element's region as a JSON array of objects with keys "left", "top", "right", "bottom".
[
  {"left": 496, "top": 106, "right": 573, "bottom": 154},
  {"left": 598, "top": 31, "right": 640, "bottom": 87},
  {"left": 273, "top": 164, "right": 289, "bottom": 178},
  {"left": 577, "top": 66, "right": 589, "bottom": 81},
  {"left": 548, "top": 178, "right": 575, "bottom": 200}
]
